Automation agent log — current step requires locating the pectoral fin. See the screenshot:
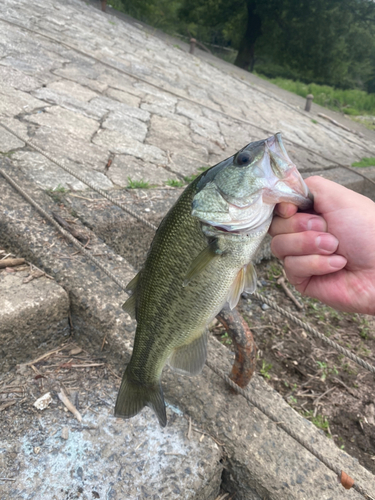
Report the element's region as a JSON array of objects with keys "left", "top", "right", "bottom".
[
  {"left": 168, "top": 331, "right": 208, "bottom": 375},
  {"left": 227, "top": 263, "right": 257, "bottom": 310},
  {"left": 184, "top": 240, "right": 223, "bottom": 286}
]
